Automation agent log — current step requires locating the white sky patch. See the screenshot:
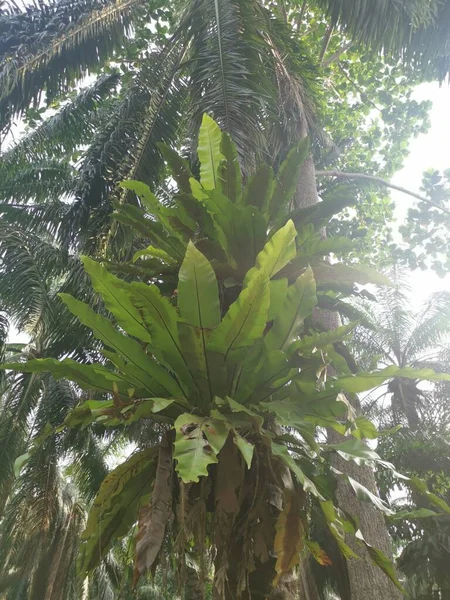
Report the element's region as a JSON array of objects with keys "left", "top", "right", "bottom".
[{"left": 391, "top": 82, "right": 450, "bottom": 305}]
